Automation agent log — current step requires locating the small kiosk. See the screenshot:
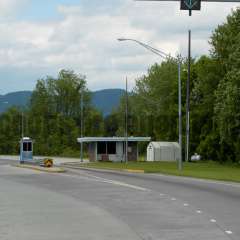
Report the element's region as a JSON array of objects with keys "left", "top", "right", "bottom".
[{"left": 20, "top": 137, "right": 34, "bottom": 164}]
